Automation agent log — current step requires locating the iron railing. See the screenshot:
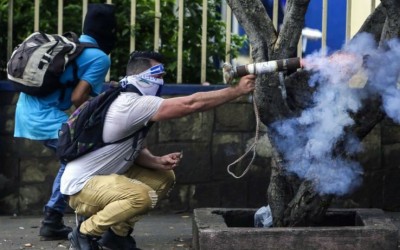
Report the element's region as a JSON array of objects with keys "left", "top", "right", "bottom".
[{"left": 4, "top": 0, "right": 378, "bottom": 83}]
